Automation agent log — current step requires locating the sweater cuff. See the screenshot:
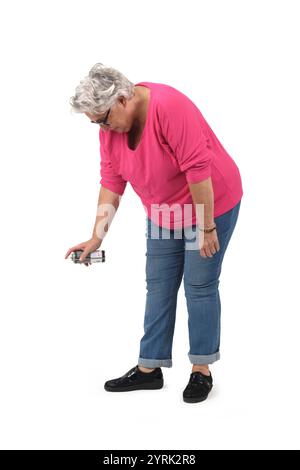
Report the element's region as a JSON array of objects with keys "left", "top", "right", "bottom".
[
  {"left": 185, "top": 167, "right": 212, "bottom": 184},
  {"left": 100, "top": 179, "right": 127, "bottom": 196}
]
